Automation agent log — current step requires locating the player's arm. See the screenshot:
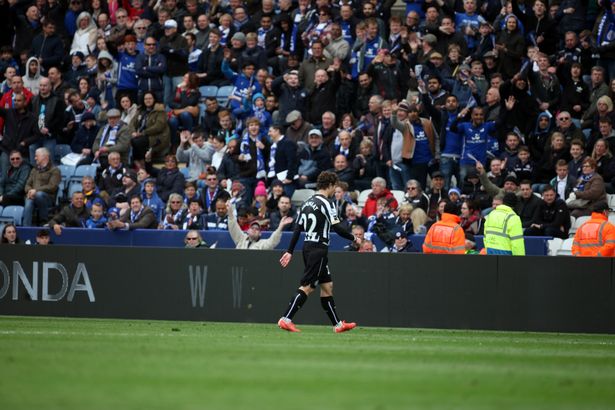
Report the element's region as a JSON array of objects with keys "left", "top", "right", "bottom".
[{"left": 280, "top": 221, "right": 303, "bottom": 268}]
